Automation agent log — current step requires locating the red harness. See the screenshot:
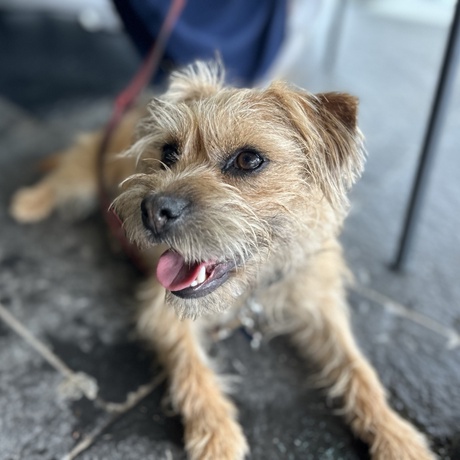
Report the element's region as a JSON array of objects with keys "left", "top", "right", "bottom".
[{"left": 97, "top": 0, "right": 186, "bottom": 272}]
